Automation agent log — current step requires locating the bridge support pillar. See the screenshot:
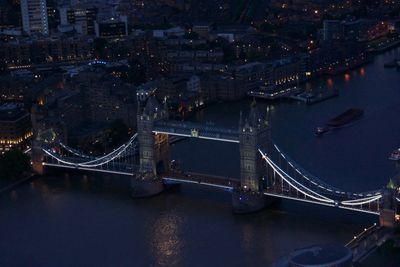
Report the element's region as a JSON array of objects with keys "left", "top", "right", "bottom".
[
  {"left": 132, "top": 96, "right": 169, "bottom": 198},
  {"left": 234, "top": 102, "right": 270, "bottom": 213},
  {"left": 232, "top": 190, "right": 266, "bottom": 213},
  {"left": 379, "top": 187, "right": 399, "bottom": 228},
  {"left": 379, "top": 209, "right": 396, "bottom": 228},
  {"left": 32, "top": 161, "right": 44, "bottom": 175},
  {"left": 31, "top": 140, "right": 45, "bottom": 175},
  {"left": 130, "top": 175, "right": 164, "bottom": 198}
]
